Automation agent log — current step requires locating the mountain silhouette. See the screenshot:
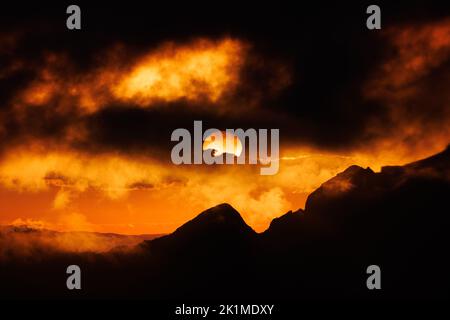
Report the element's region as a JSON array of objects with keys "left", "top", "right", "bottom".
[
  {"left": 1, "top": 146, "right": 450, "bottom": 299},
  {"left": 148, "top": 203, "right": 256, "bottom": 249},
  {"left": 143, "top": 203, "right": 257, "bottom": 263}
]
